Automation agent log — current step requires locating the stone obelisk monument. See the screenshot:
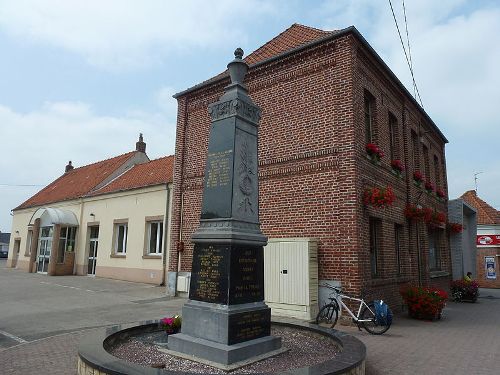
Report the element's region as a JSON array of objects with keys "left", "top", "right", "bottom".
[{"left": 168, "top": 49, "right": 282, "bottom": 366}]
